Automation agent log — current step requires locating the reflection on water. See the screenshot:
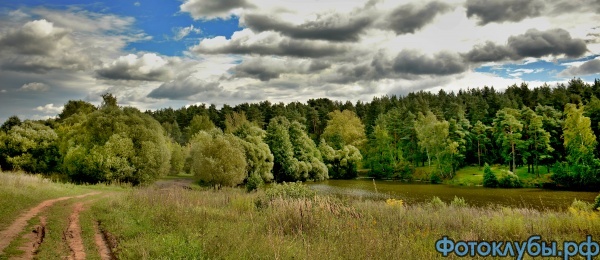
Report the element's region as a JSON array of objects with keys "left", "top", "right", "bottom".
[{"left": 307, "top": 179, "right": 599, "bottom": 211}]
